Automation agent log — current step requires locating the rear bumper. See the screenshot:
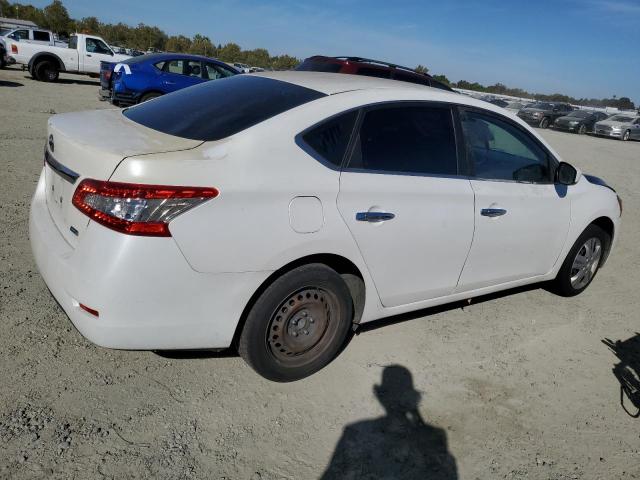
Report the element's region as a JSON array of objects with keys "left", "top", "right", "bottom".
[
  {"left": 111, "top": 90, "right": 140, "bottom": 107},
  {"left": 29, "top": 170, "right": 269, "bottom": 350}
]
